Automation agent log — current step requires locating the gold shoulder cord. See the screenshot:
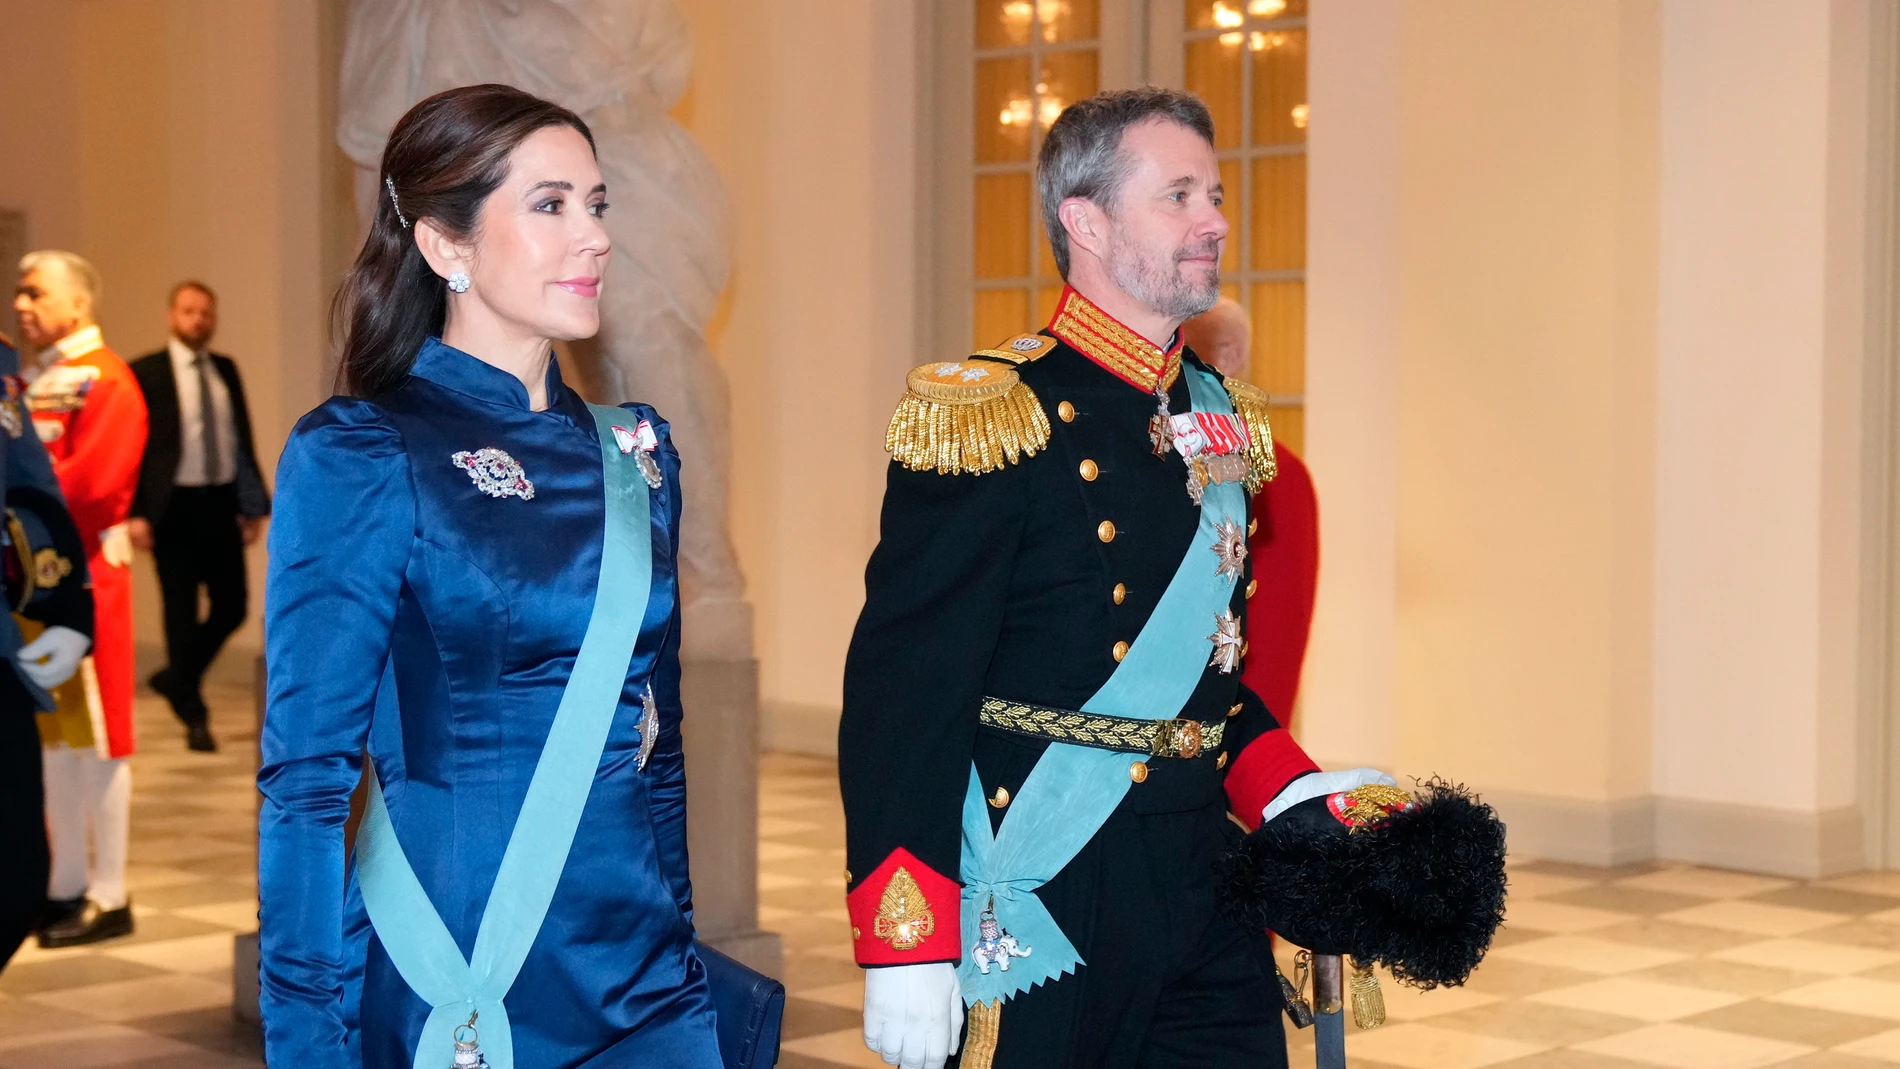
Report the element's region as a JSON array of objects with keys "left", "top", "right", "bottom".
[
  {"left": 1222, "top": 377, "right": 1279, "bottom": 492},
  {"left": 886, "top": 337, "right": 1054, "bottom": 475}
]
